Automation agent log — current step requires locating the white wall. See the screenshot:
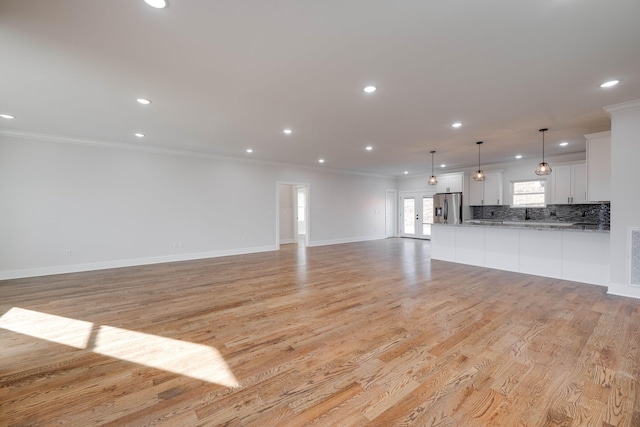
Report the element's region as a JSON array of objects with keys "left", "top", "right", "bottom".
[
  {"left": 0, "top": 134, "right": 395, "bottom": 279},
  {"left": 278, "top": 184, "right": 295, "bottom": 243},
  {"left": 605, "top": 100, "right": 640, "bottom": 298}
]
